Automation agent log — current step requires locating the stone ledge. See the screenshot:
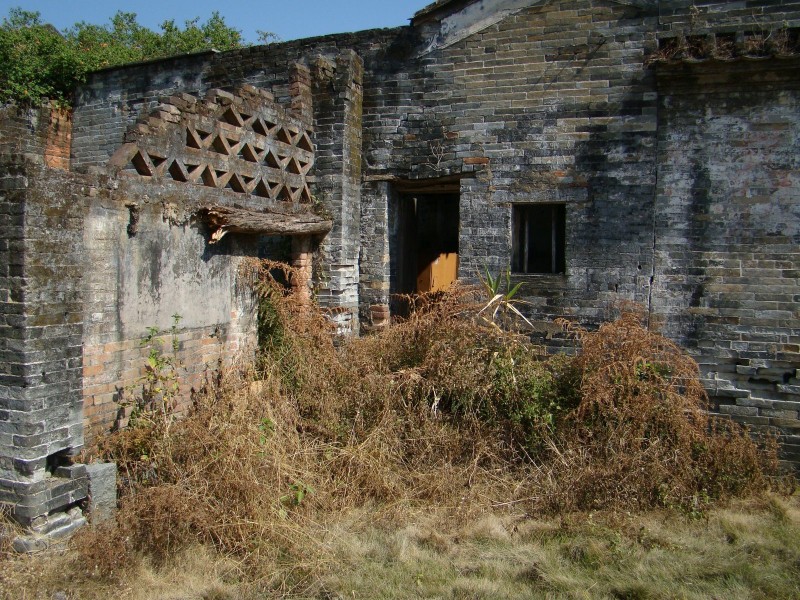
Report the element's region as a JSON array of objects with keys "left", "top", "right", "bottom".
[
  {"left": 11, "top": 506, "right": 86, "bottom": 553},
  {"left": 7, "top": 468, "right": 88, "bottom": 525}
]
